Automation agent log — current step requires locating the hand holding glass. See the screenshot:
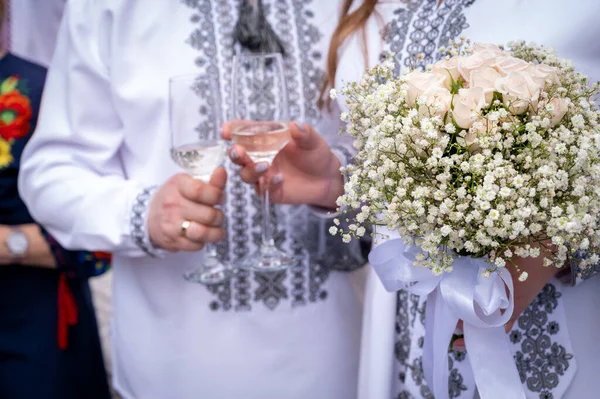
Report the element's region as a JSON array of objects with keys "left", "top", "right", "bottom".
[{"left": 169, "top": 74, "right": 231, "bottom": 284}]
